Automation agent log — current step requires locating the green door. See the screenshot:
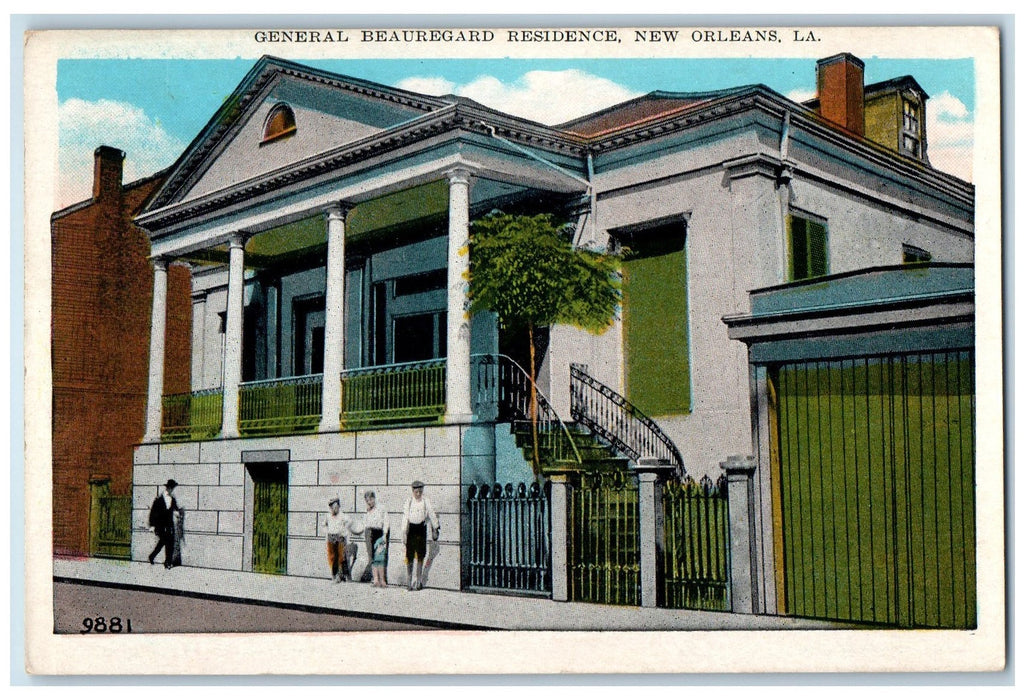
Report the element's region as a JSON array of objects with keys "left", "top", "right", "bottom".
[
  {"left": 622, "top": 224, "right": 690, "bottom": 415},
  {"left": 251, "top": 464, "right": 288, "bottom": 575},
  {"left": 772, "top": 351, "right": 976, "bottom": 628}
]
